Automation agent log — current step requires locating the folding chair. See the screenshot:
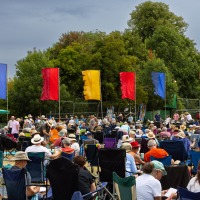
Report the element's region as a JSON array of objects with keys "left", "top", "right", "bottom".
[
  {"left": 103, "top": 138, "right": 117, "bottom": 148},
  {"left": 61, "top": 151, "right": 75, "bottom": 161},
  {"left": 2, "top": 167, "right": 37, "bottom": 200},
  {"left": 160, "top": 140, "right": 188, "bottom": 163},
  {"left": 93, "top": 131, "right": 104, "bottom": 144},
  {"left": 140, "top": 138, "right": 149, "bottom": 154},
  {"left": 46, "top": 157, "right": 108, "bottom": 200},
  {"left": 113, "top": 172, "right": 136, "bottom": 200},
  {"left": 18, "top": 136, "right": 32, "bottom": 151},
  {"left": 0, "top": 134, "right": 17, "bottom": 158},
  {"left": 84, "top": 144, "right": 98, "bottom": 173},
  {"left": 189, "top": 150, "right": 200, "bottom": 174},
  {"left": 160, "top": 165, "right": 190, "bottom": 190},
  {"left": 178, "top": 187, "right": 200, "bottom": 200},
  {"left": 150, "top": 155, "right": 172, "bottom": 166},
  {"left": 0, "top": 150, "right": 3, "bottom": 168},
  {"left": 26, "top": 152, "right": 45, "bottom": 183}
]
